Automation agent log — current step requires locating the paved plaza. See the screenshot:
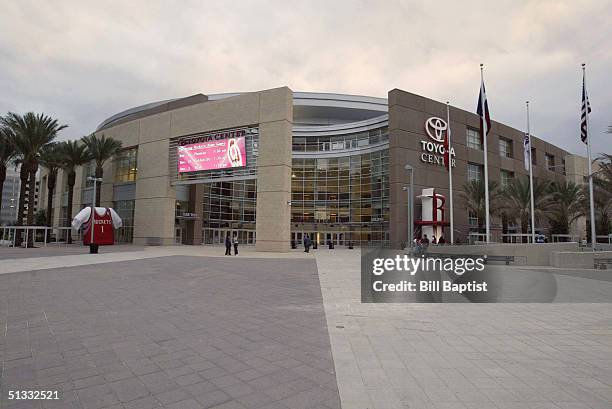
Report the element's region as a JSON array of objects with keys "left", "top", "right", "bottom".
[
  {"left": 0, "top": 246, "right": 611, "bottom": 409},
  {"left": 0, "top": 251, "right": 339, "bottom": 409}
]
